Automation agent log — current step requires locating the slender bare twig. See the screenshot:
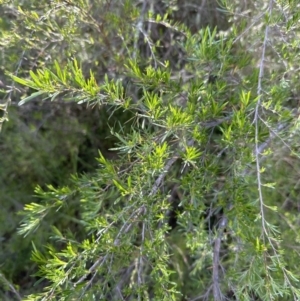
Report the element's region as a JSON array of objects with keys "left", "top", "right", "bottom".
[
  {"left": 233, "top": 11, "right": 266, "bottom": 44},
  {"left": 212, "top": 216, "right": 227, "bottom": 301},
  {"left": 149, "top": 155, "right": 179, "bottom": 196},
  {"left": 0, "top": 272, "right": 22, "bottom": 301},
  {"left": 253, "top": 1, "right": 298, "bottom": 300},
  {"left": 137, "top": 222, "right": 146, "bottom": 301},
  {"left": 74, "top": 254, "right": 108, "bottom": 287},
  {"left": 132, "top": 0, "right": 158, "bottom": 68},
  {"left": 0, "top": 29, "right": 30, "bottom": 131},
  {"left": 256, "top": 120, "right": 288, "bottom": 155},
  {"left": 210, "top": 14, "right": 292, "bottom": 296},
  {"left": 189, "top": 284, "right": 212, "bottom": 301},
  {"left": 254, "top": 0, "right": 273, "bottom": 239}
]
